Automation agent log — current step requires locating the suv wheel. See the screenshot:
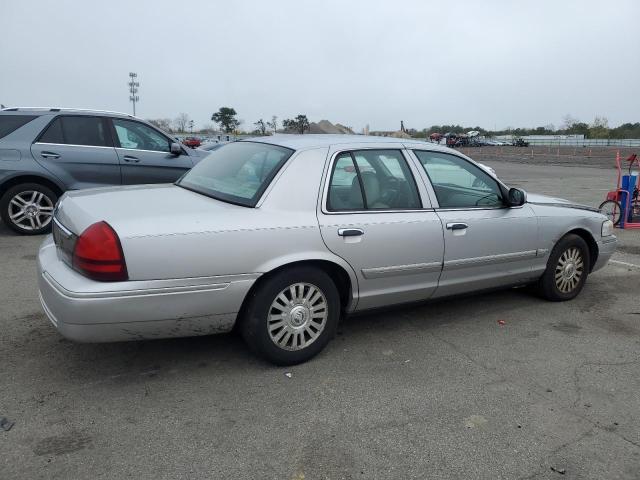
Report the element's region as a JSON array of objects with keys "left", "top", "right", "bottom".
[
  {"left": 241, "top": 266, "right": 340, "bottom": 365},
  {"left": 0, "top": 183, "right": 58, "bottom": 235}
]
